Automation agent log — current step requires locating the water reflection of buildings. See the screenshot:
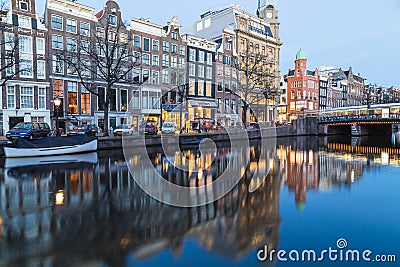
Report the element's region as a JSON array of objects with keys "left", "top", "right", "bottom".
[
  {"left": 0, "top": 144, "right": 281, "bottom": 267},
  {"left": 278, "top": 137, "right": 400, "bottom": 206}
]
